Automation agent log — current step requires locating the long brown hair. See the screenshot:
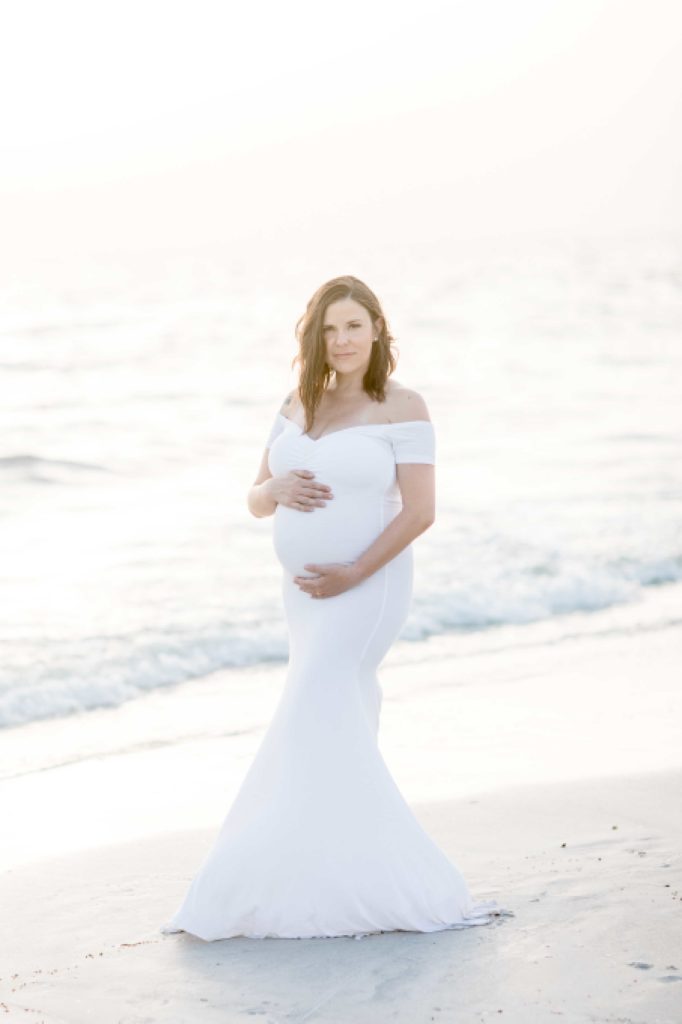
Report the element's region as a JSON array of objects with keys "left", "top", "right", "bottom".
[{"left": 292, "top": 275, "right": 398, "bottom": 433}]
